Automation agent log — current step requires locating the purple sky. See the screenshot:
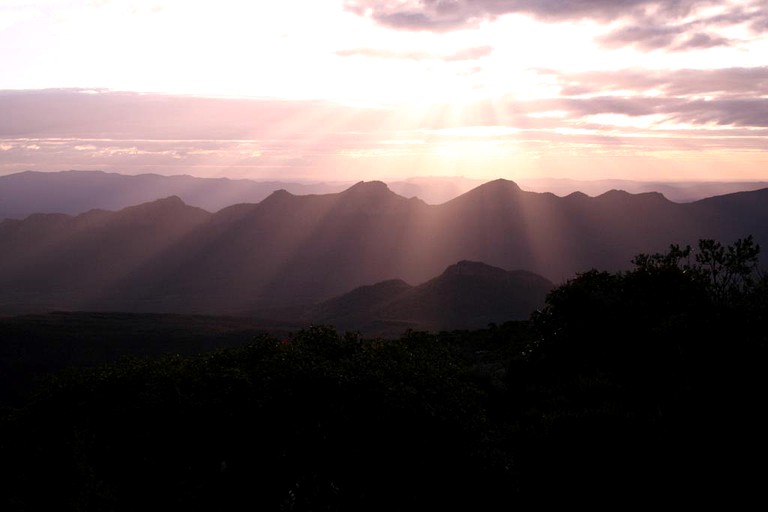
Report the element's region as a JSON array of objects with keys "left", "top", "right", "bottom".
[{"left": 1, "top": 1, "right": 767, "bottom": 182}]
